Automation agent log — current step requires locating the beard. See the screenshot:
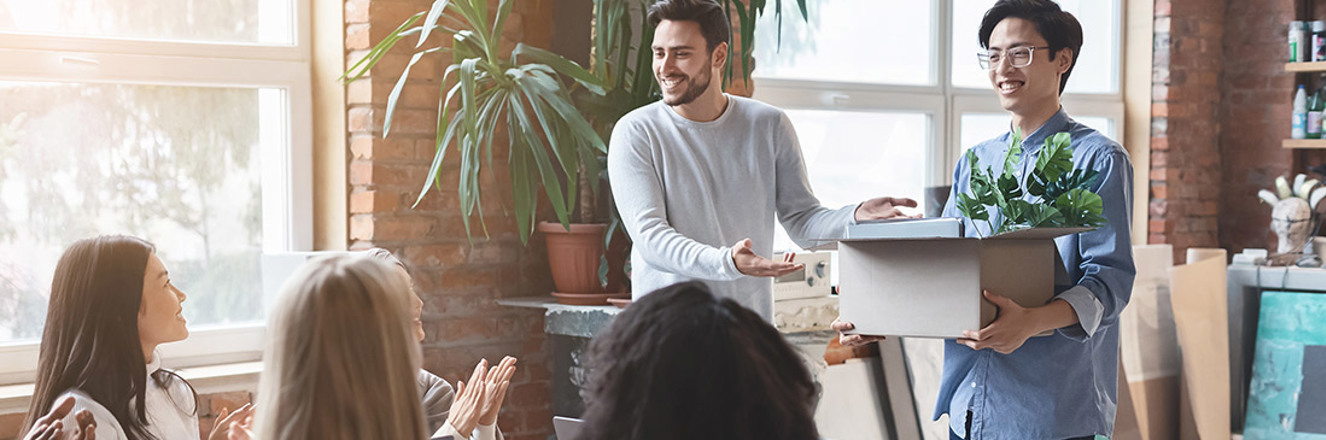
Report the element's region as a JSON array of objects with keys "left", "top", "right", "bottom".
[{"left": 660, "top": 62, "right": 713, "bottom": 106}]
